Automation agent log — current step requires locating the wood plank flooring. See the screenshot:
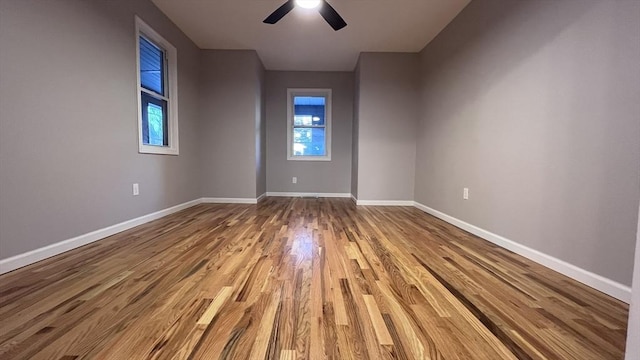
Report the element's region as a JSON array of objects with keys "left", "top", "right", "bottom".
[{"left": 0, "top": 197, "right": 629, "bottom": 359}]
